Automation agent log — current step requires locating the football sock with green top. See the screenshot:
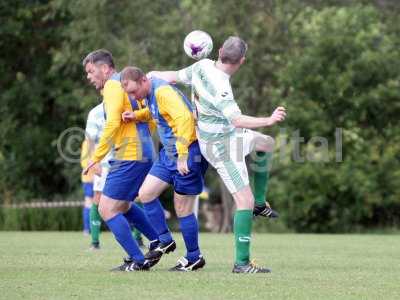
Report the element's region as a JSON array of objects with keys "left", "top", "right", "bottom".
[
  {"left": 234, "top": 209, "right": 253, "bottom": 265},
  {"left": 90, "top": 204, "right": 101, "bottom": 245},
  {"left": 252, "top": 151, "right": 272, "bottom": 206}
]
